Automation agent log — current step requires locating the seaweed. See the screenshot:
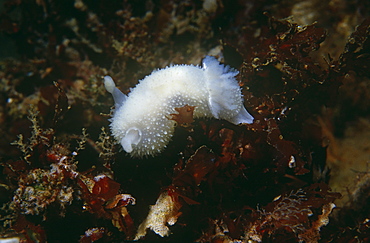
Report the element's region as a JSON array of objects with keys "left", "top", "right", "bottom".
[{"left": 0, "top": 0, "right": 369, "bottom": 242}]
